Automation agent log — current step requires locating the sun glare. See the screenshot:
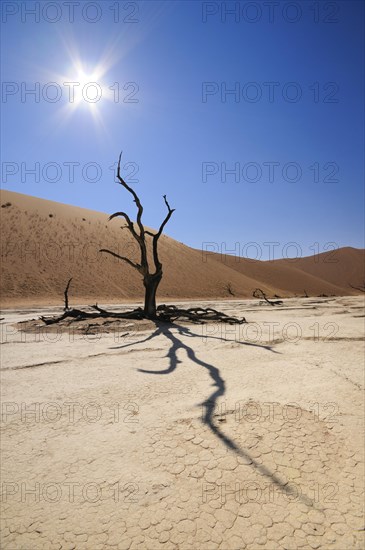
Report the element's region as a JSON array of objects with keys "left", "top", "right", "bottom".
[
  {"left": 44, "top": 32, "right": 139, "bottom": 135},
  {"left": 49, "top": 57, "right": 115, "bottom": 132},
  {"left": 46, "top": 39, "right": 118, "bottom": 128},
  {"left": 64, "top": 63, "right": 111, "bottom": 111}
]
